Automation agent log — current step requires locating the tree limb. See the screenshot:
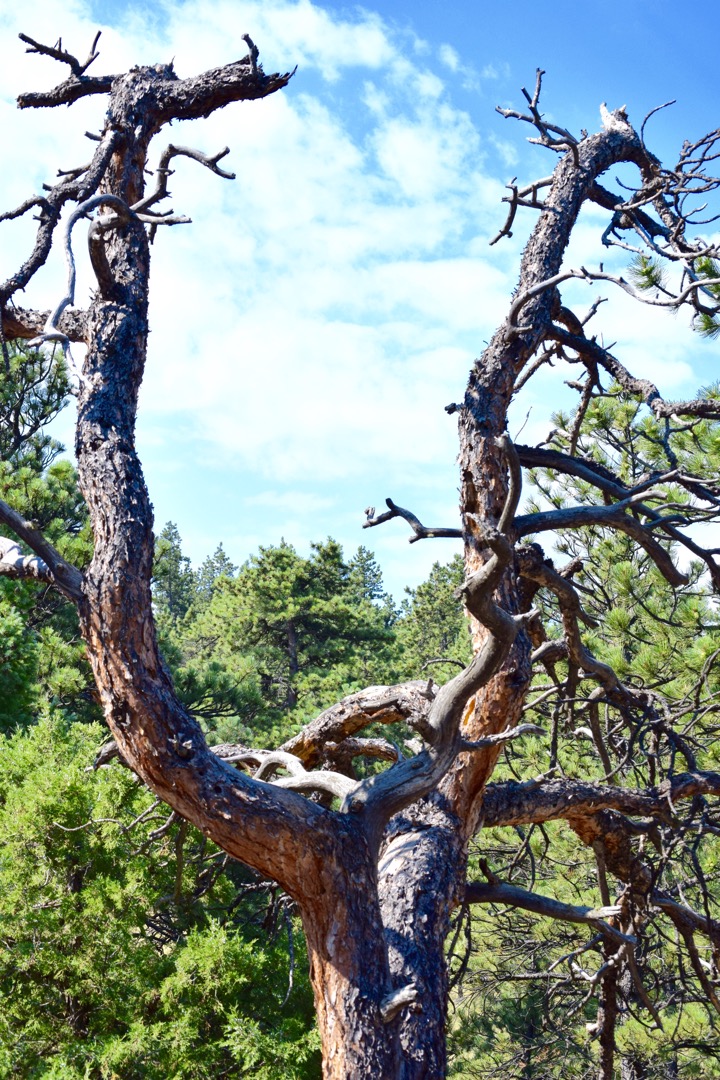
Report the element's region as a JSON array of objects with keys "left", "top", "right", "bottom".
[
  {"left": 0, "top": 128, "right": 119, "bottom": 312},
  {"left": 0, "top": 503, "right": 82, "bottom": 602},
  {"left": 363, "top": 498, "right": 461, "bottom": 543},
  {"left": 19, "top": 30, "right": 103, "bottom": 77},
  {"left": 150, "top": 40, "right": 294, "bottom": 126},
  {"left": 480, "top": 771, "right": 720, "bottom": 829},
  {"left": 2, "top": 305, "right": 87, "bottom": 343},
  {"left": 547, "top": 324, "right": 720, "bottom": 421},
  {"left": 18, "top": 73, "right": 115, "bottom": 110},
  {"left": 514, "top": 497, "right": 688, "bottom": 588},
  {"left": 465, "top": 880, "right": 631, "bottom": 945},
  {"left": 351, "top": 436, "right": 531, "bottom": 846},
  {"left": 280, "top": 682, "right": 438, "bottom": 766}
]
